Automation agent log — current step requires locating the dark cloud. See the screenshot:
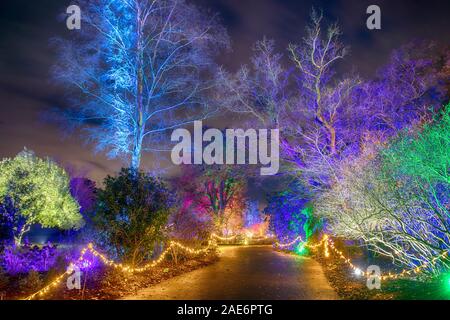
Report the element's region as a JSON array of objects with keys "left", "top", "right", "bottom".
[{"left": 0, "top": 0, "right": 449, "bottom": 183}]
